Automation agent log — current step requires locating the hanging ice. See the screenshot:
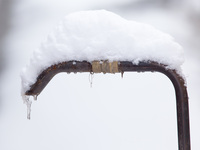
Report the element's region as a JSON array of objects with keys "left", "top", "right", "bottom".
[
  {"left": 33, "top": 95, "right": 37, "bottom": 101},
  {"left": 22, "top": 95, "right": 32, "bottom": 120},
  {"left": 89, "top": 73, "right": 94, "bottom": 88}
]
